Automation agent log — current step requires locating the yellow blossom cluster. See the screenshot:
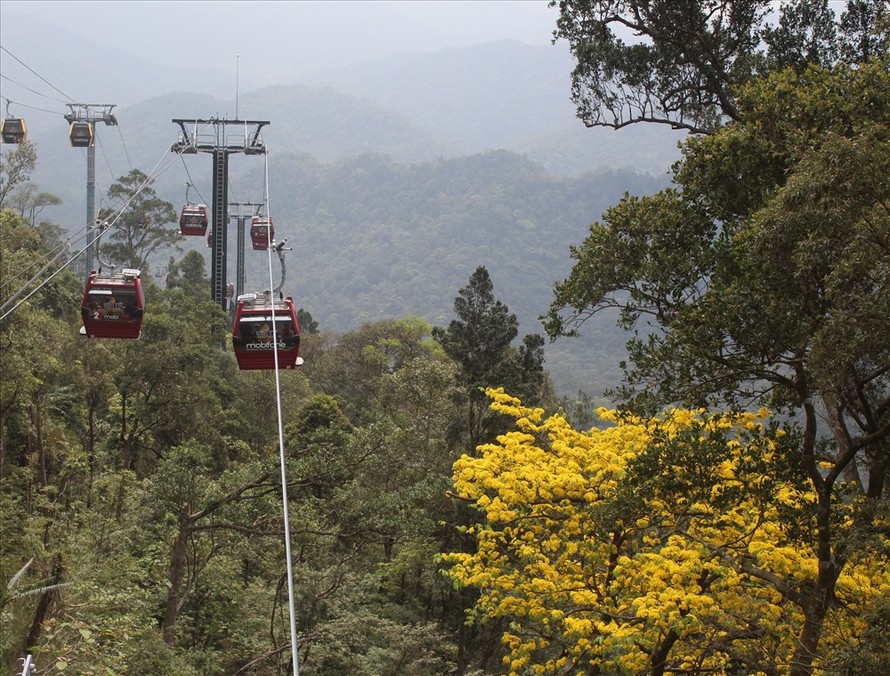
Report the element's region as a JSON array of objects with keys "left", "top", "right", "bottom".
[{"left": 442, "top": 389, "right": 888, "bottom": 675}]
